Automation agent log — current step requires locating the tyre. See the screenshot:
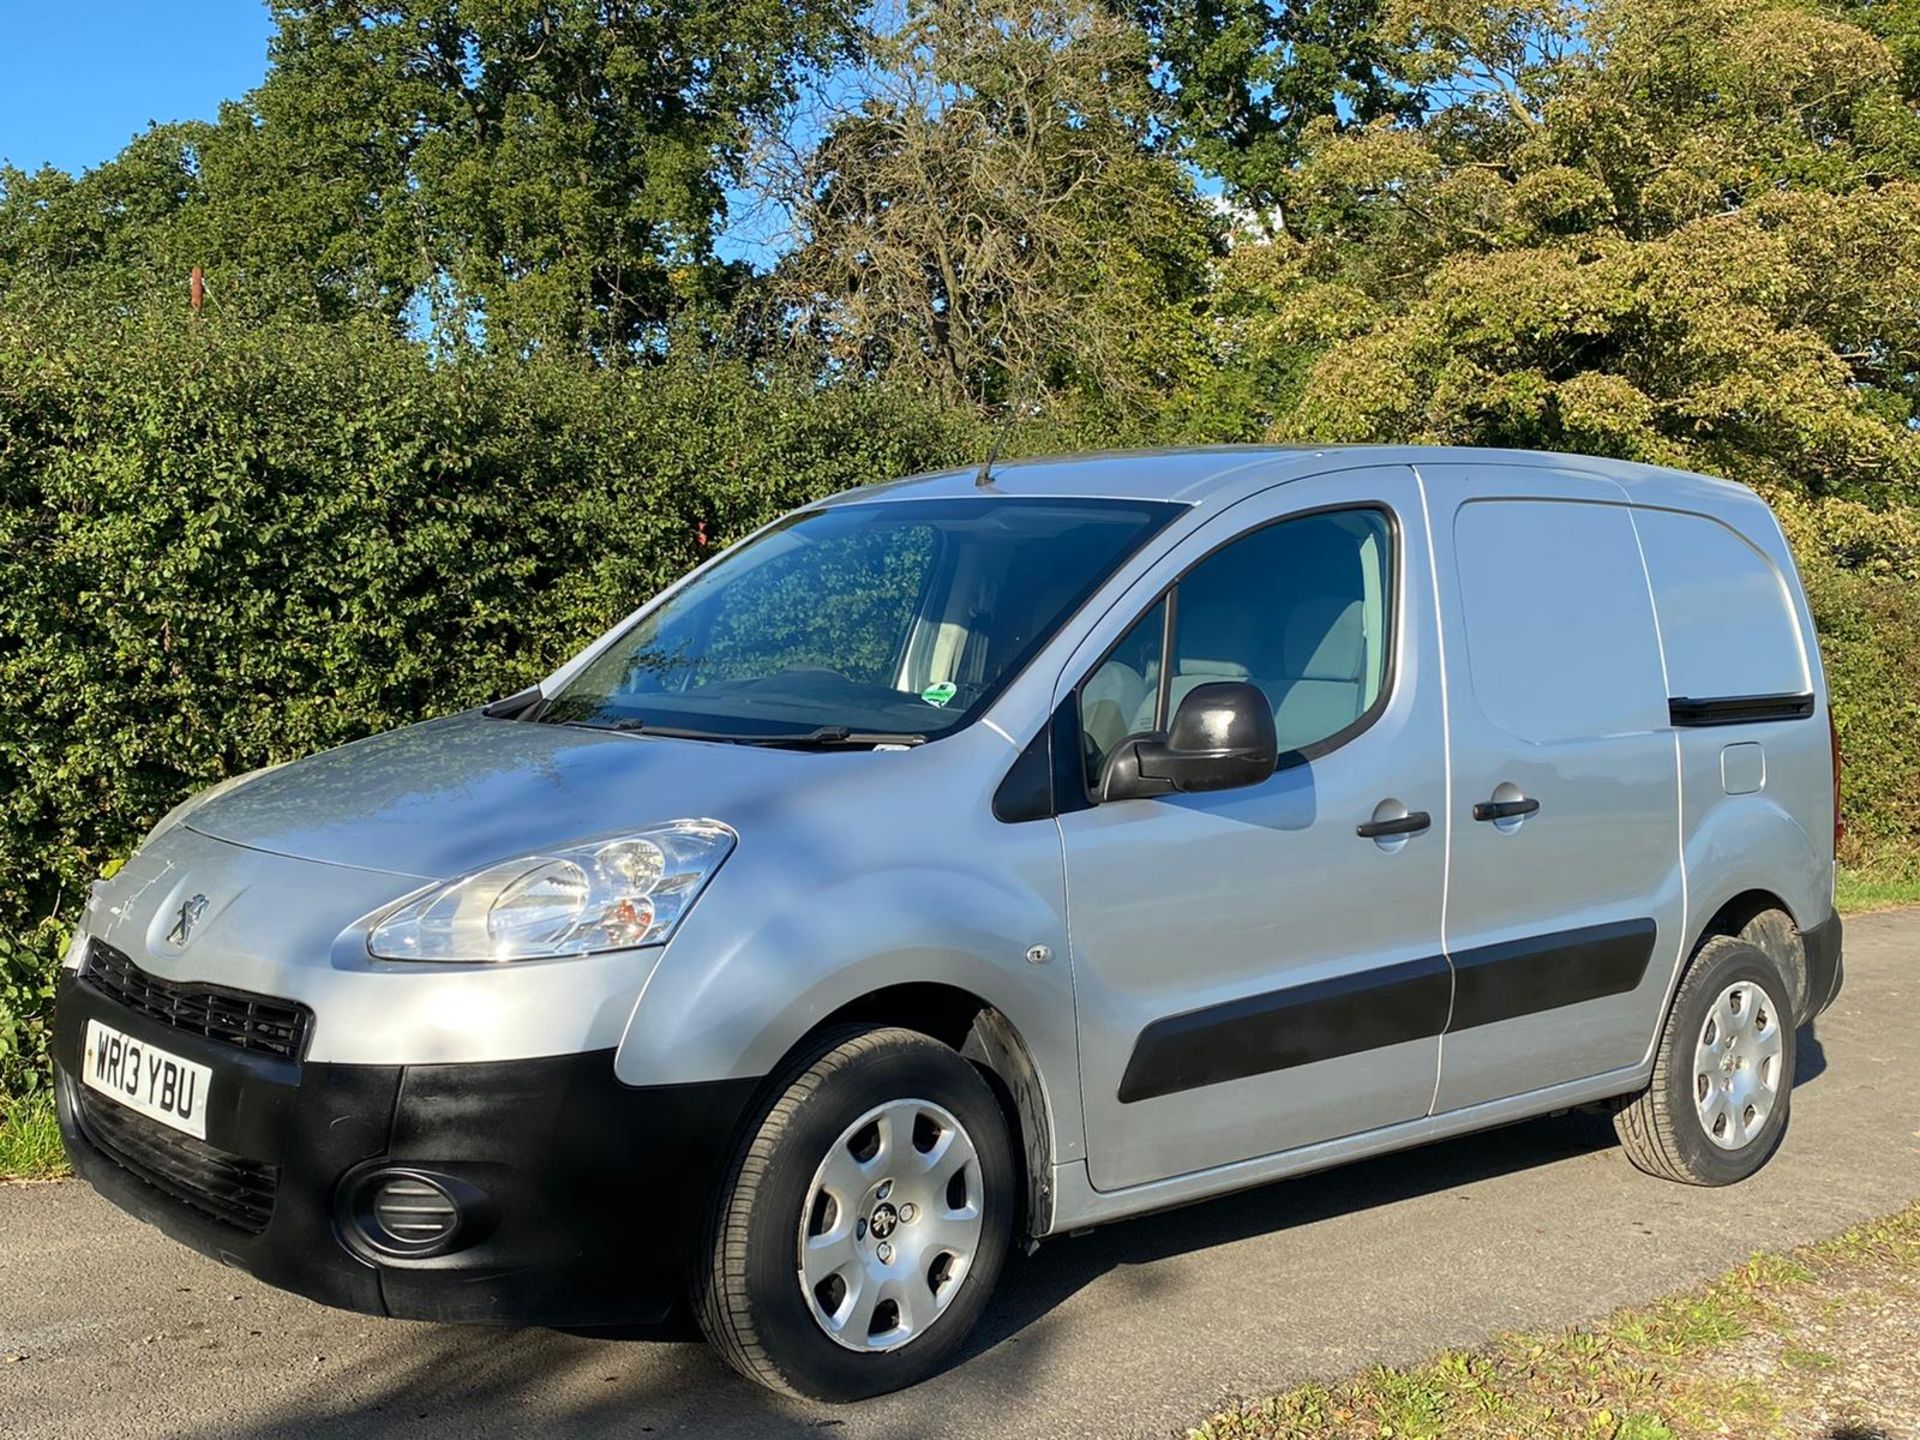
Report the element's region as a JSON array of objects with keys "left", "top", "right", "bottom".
[
  {"left": 692, "top": 1025, "right": 1016, "bottom": 1400},
  {"left": 1613, "top": 936, "right": 1796, "bottom": 1185},
  {"left": 1738, "top": 906, "right": 1808, "bottom": 1021}
]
